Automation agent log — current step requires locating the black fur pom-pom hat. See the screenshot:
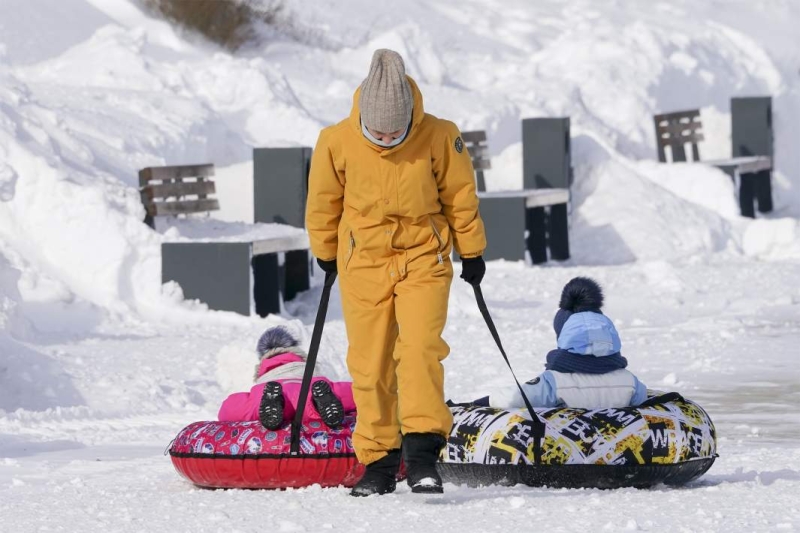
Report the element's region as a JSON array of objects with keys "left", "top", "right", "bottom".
[
  {"left": 547, "top": 277, "right": 626, "bottom": 374},
  {"left": 553, "top": 277, "right": 605, "bottom": 337}
]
